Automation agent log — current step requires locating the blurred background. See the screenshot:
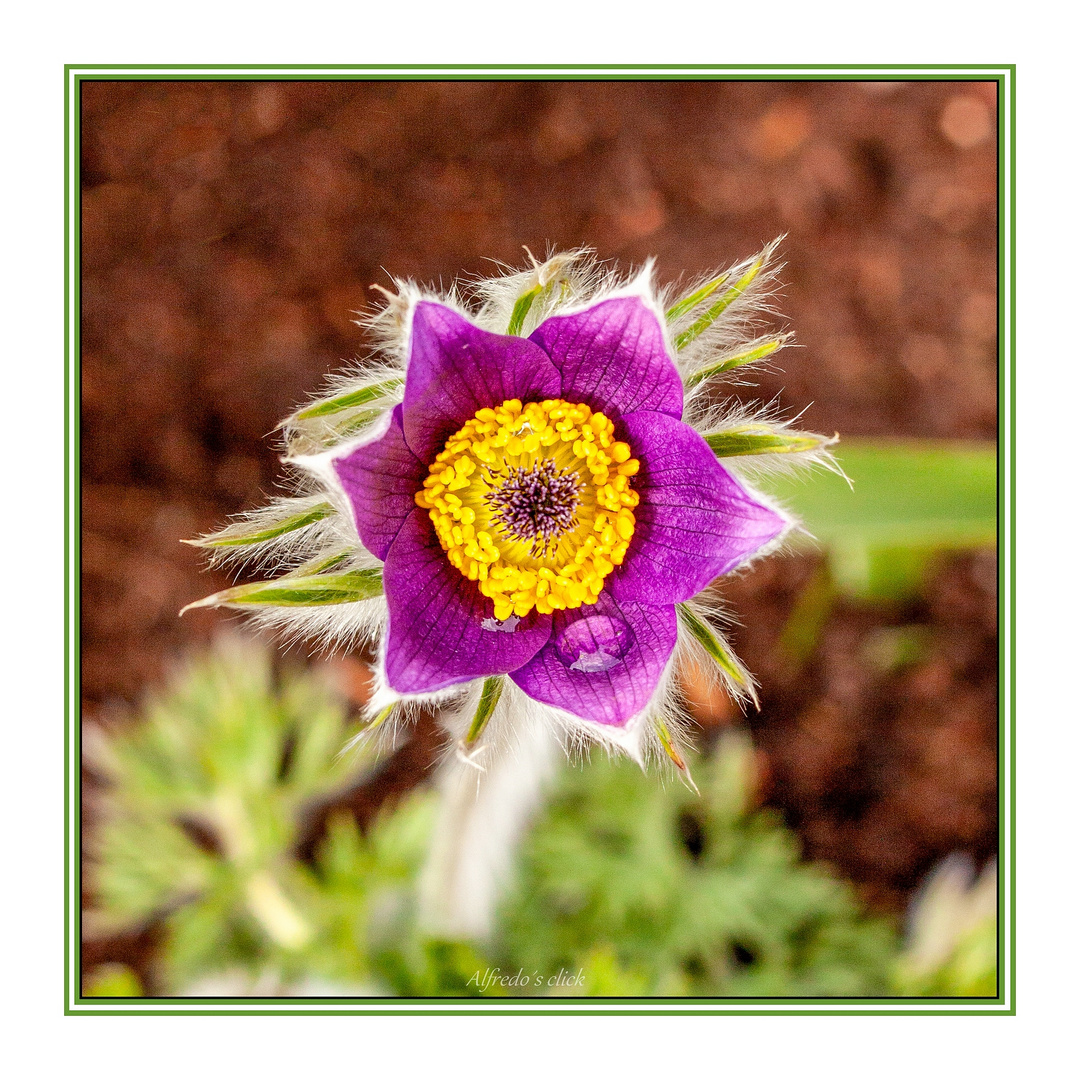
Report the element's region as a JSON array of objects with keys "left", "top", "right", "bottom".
[{"left": 80, "top": 78, "right": 999, "bottom": 998}]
